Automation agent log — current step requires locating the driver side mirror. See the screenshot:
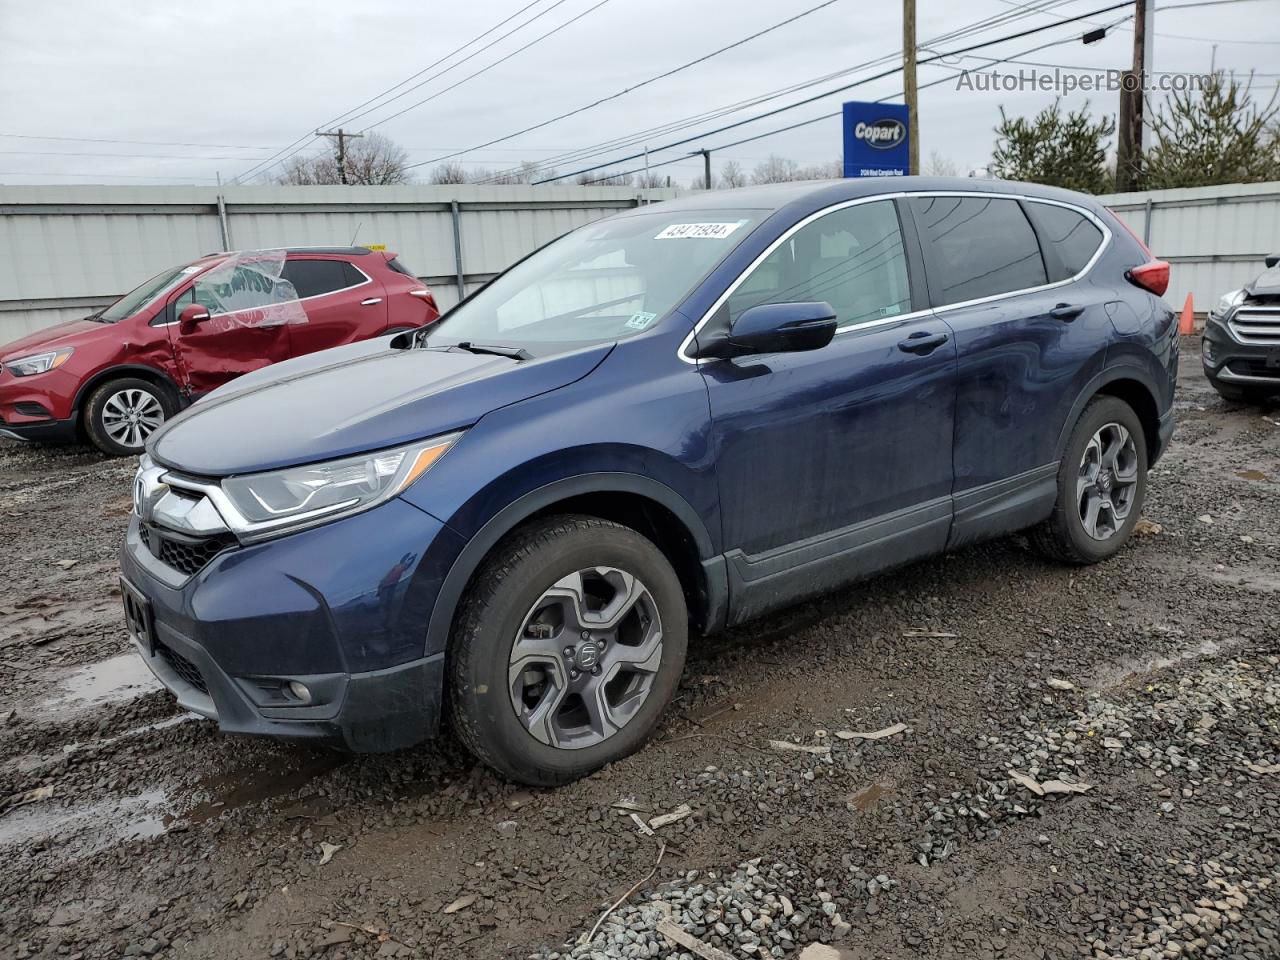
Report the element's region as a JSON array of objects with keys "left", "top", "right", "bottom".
[
  {"left": 696, "top": 301, "right": 838, "bottom": 360},
  {"left": 178, "top": 303, "right": 211, "bottom": 332},
  {"left": 1266, "top": 254, "right": 1279, "bottom": 269}
]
